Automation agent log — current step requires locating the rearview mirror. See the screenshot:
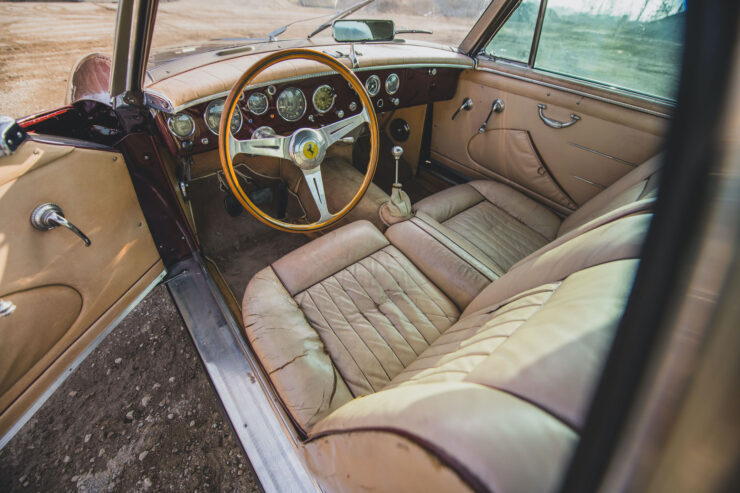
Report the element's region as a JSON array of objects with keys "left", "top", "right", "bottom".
[{"left": 332, "top": 19, "right": 395, "bottom": 42}]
